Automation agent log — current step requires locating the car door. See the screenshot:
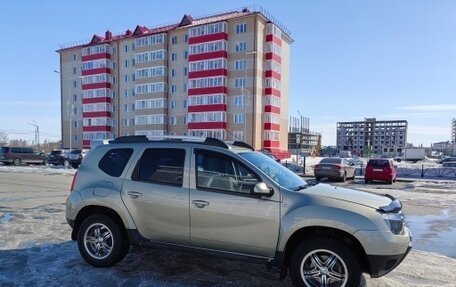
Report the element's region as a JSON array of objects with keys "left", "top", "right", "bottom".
[
  {"left": 121, "top": 145, "right": 190, "bottom": 246},
  {"left": 344, "top": 159, "right": 355, "bottom": 178},
  {"left": 189, "top": 148, "right": 280, "bottom": 258}
]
